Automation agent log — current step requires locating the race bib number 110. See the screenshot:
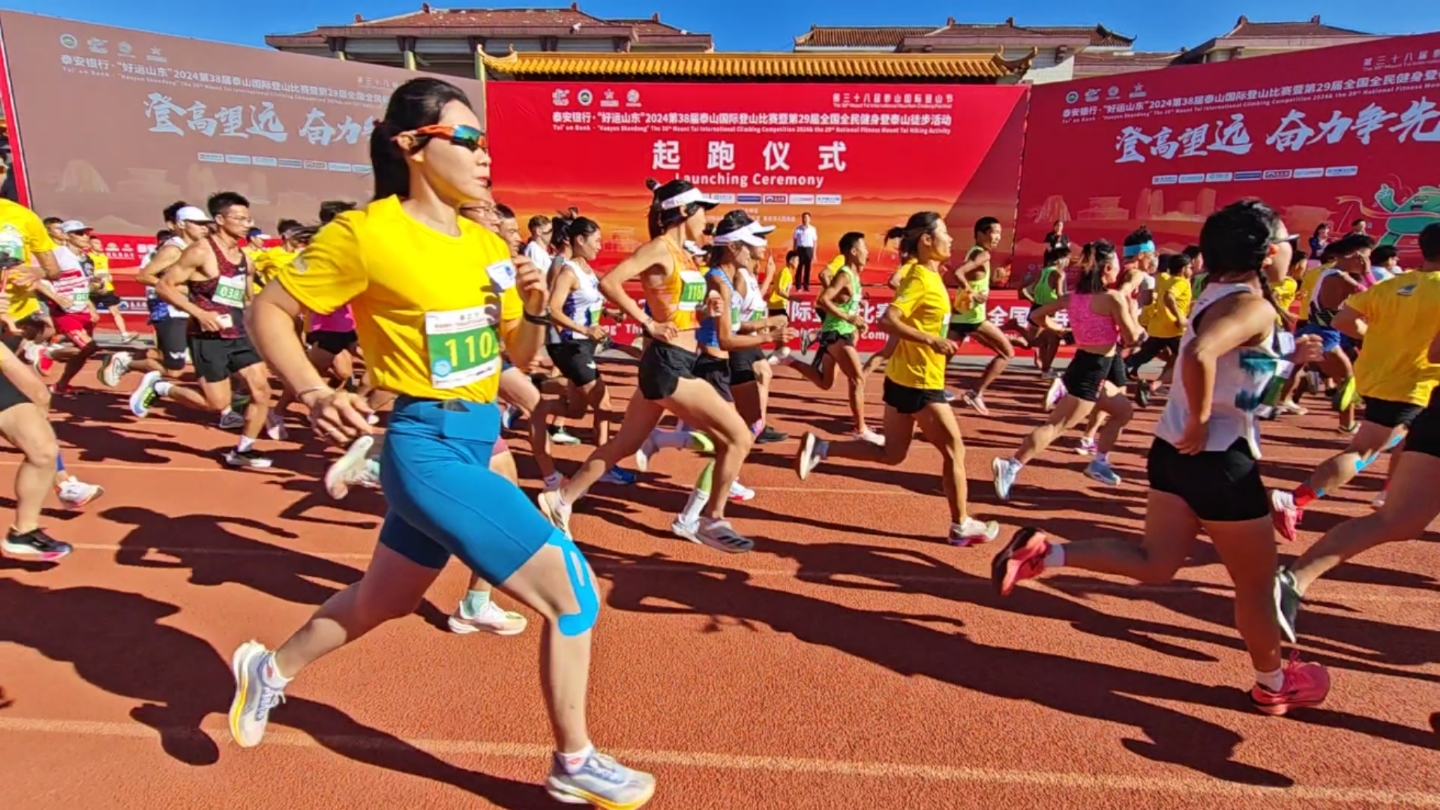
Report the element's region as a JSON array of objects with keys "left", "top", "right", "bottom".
[{"left": 425, "top": 306, "right": 500, "bottom": 389}]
